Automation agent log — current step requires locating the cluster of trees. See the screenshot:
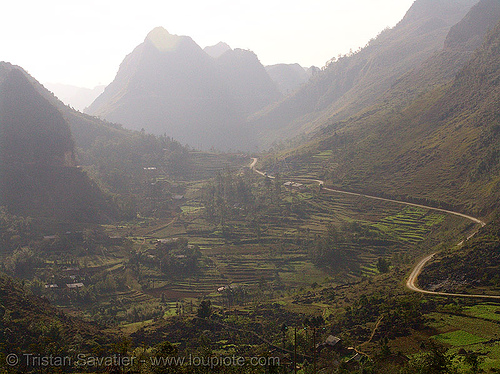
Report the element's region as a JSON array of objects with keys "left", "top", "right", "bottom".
[
  {"left": 4, "top": 247, "right": 43, "bottom": 278},
  {"left": 400, "top": 341, "right": 482, "bottom": 374},
  {"left": 219, "top": 285, "right": 251, "bottom": 308},
  {"left": 157, "top": 242, "right": 201, "bottom": 277},
  {"left": 337, "top": 294, "right": 425, "bottom": 343},
  {"left": 130, "top": 238, "right": 202, "bottom": 279},
  {"left": 308, "top": 222, "right": 385, "bottom": 270},
  {"left": 80, "top": 132, "right": 190, "bottom": 194},
  {"left": 0, "top": 207, "right": 34, "bottom": 252},
  {"left": 202, "top": 170, "right": 313, "bottom": 243},
  {"left": 203, "top": 171, "right": 255, "bottom": 224}
]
